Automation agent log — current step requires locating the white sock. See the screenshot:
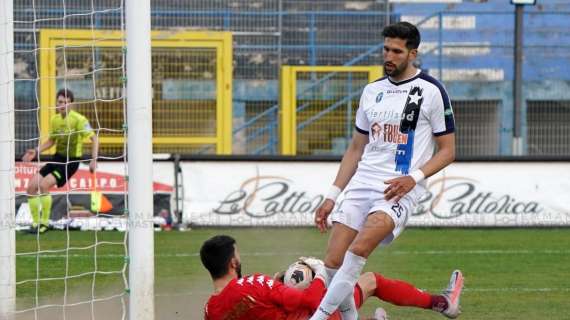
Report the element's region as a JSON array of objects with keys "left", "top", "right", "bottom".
[
  {"left": 325, "top": 266, "right": 338, "bottom": 280},
  {"left": 310, "top": 252, "right": 366, "bottom": 320},
  {"left": 339, "top": 294, "right": 358, "bottom": 320}
]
